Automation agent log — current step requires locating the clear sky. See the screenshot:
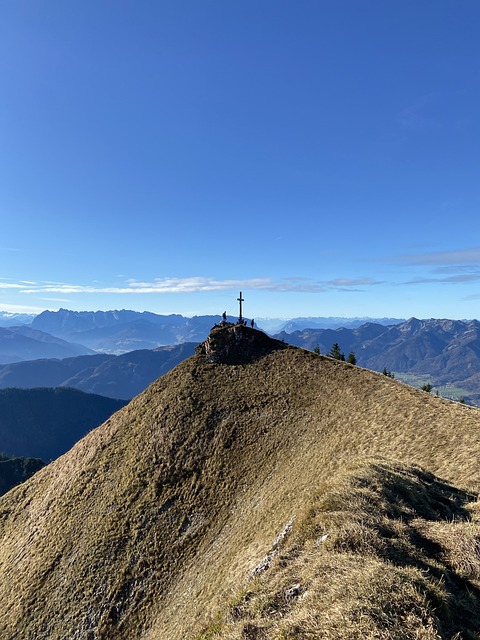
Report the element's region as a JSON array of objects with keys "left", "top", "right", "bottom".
[{"left": 1, "top": 1, "right": 480, "bottom": 320}]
